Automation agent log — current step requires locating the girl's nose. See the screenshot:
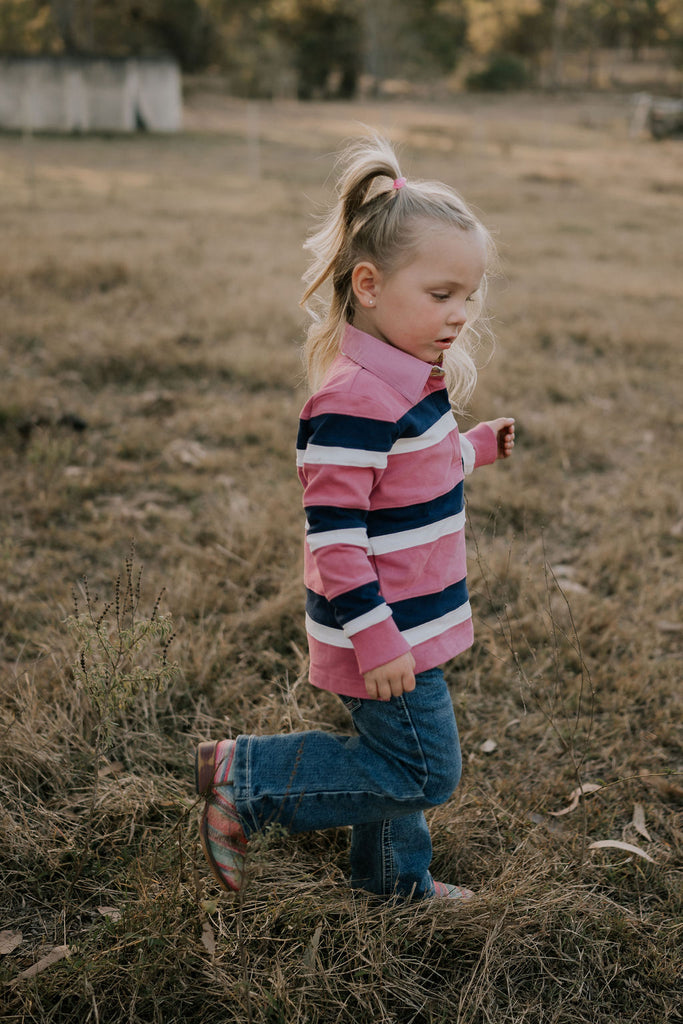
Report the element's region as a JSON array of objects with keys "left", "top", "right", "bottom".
[{"left": 446, "top": 300, "right": 467, "bottom": 326}]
